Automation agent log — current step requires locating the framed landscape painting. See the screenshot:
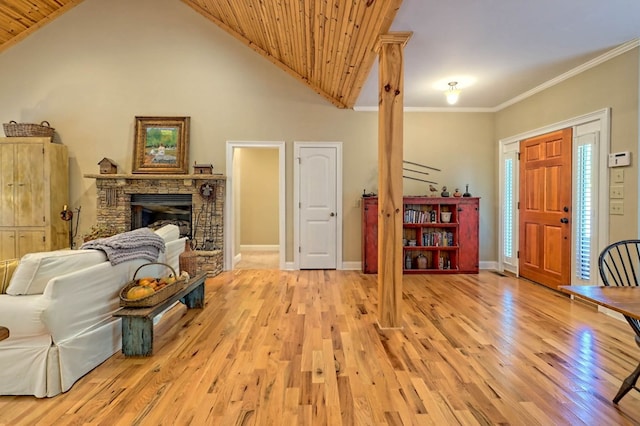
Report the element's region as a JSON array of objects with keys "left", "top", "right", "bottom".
[{"left": 132, "top": 116, "right": 190, "bottom": 174}]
